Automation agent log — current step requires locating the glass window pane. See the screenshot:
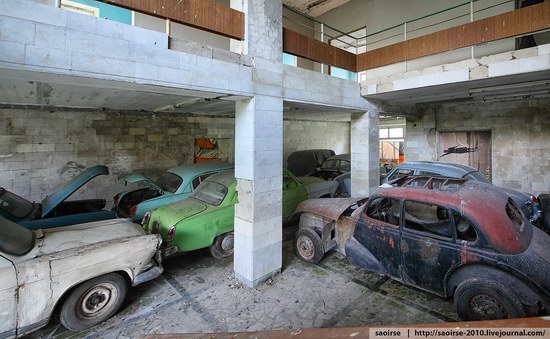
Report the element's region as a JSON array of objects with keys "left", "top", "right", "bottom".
[
  {"left": 379, "top": 129, "right": 389, "bottom": 138},
  {"left": 389, "top": 127, "right": 403, "bottom": 138}
]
